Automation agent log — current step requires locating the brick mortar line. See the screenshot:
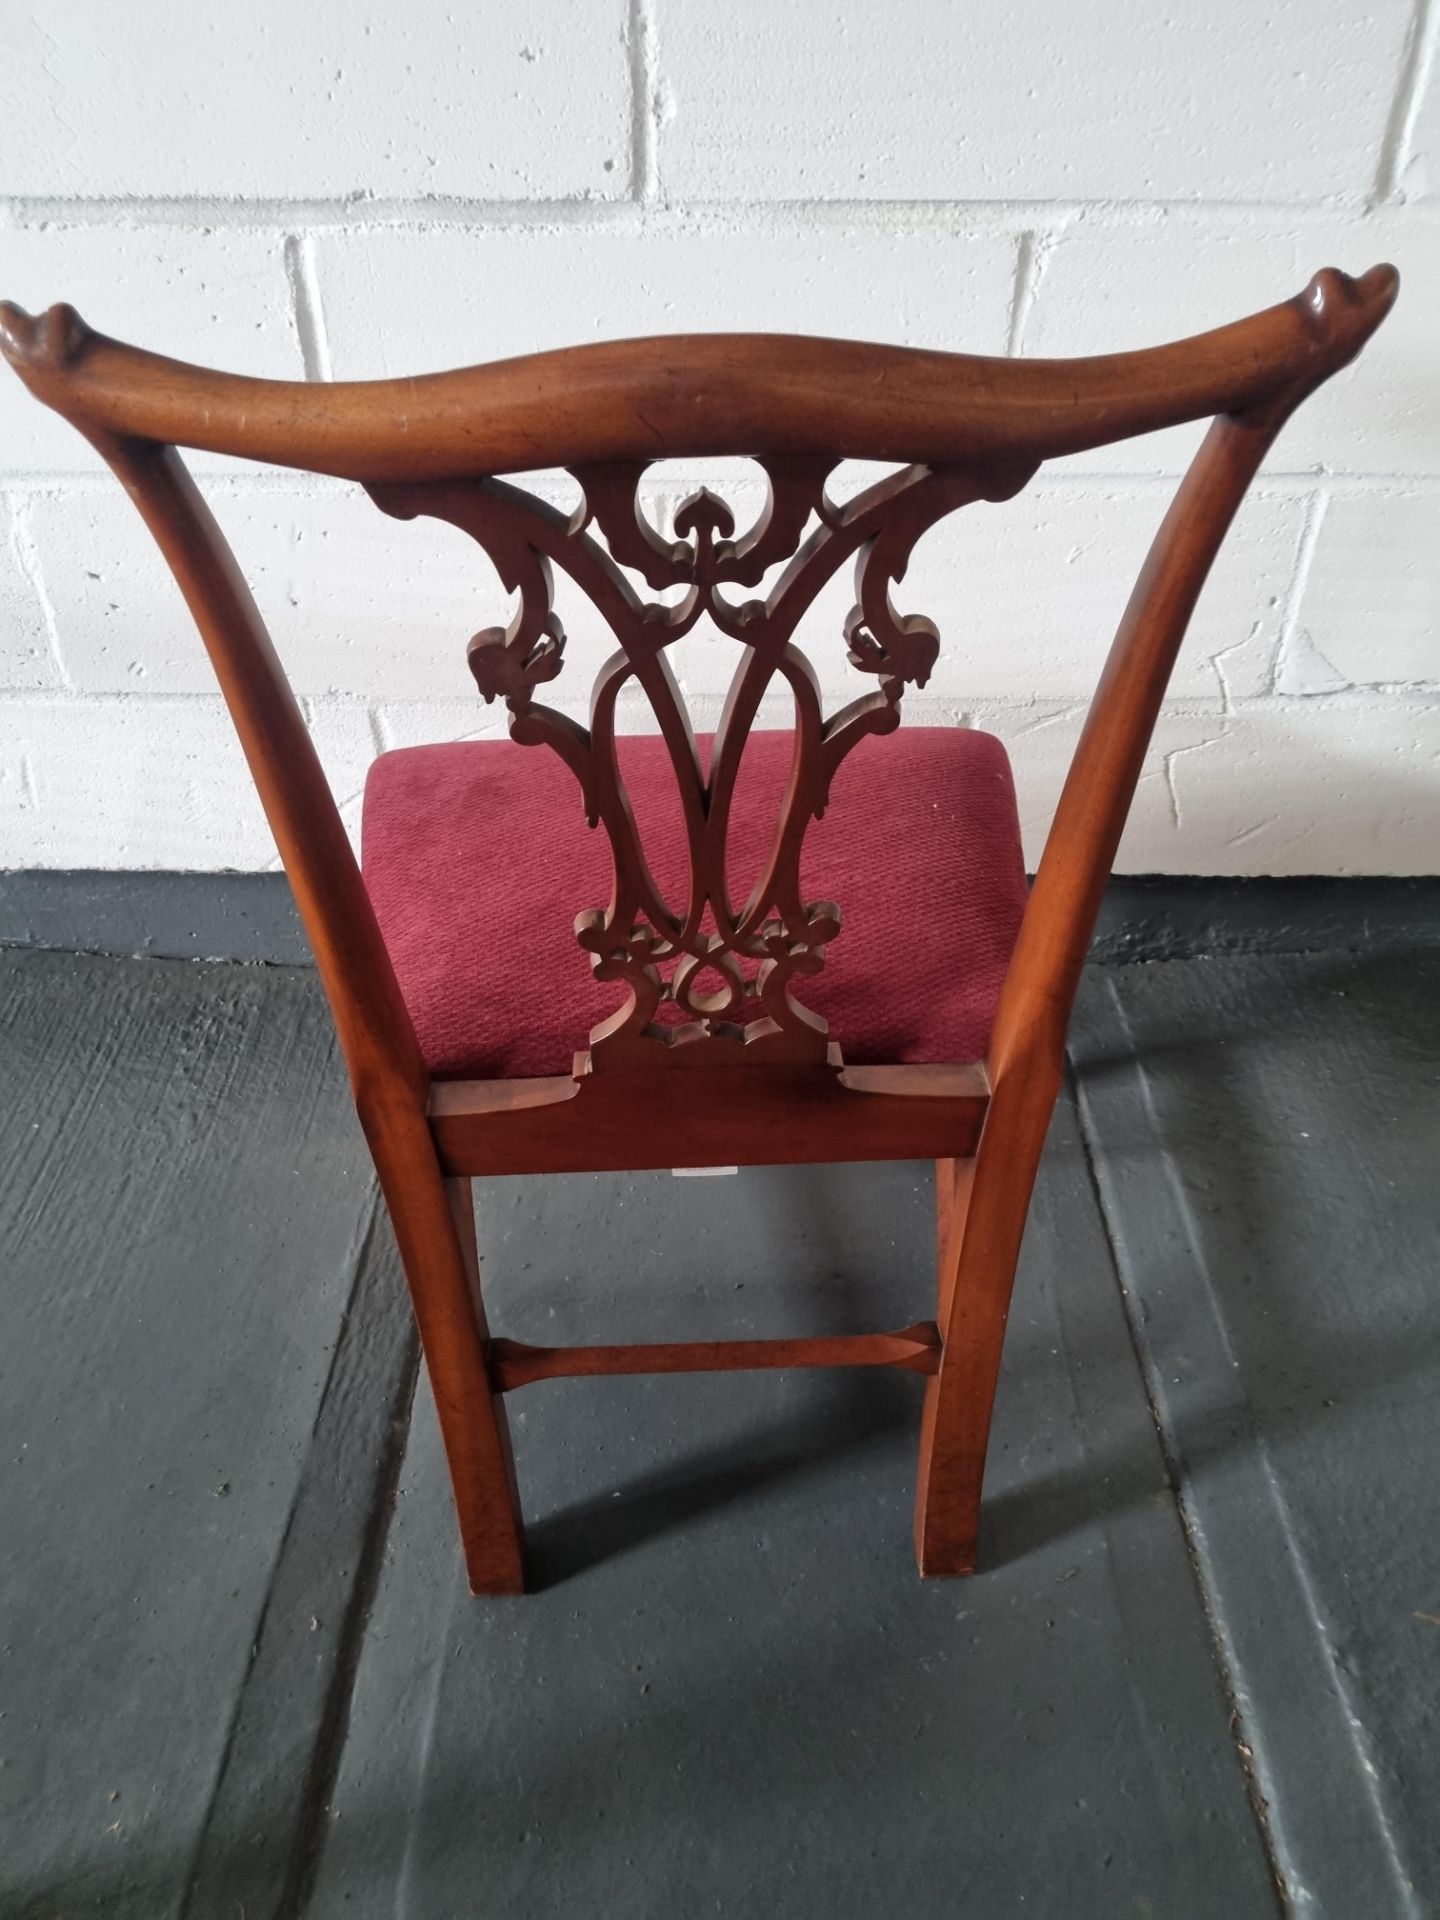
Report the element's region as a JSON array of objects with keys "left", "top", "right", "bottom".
[
  {"left": 5, "top": 195, "right": 1437, "bottom": 232},
  {"left": 1271, "top": 492, "right": 1331, "bottom": 696},
  {"left": 627, "top": 0, "right": 660, "bottom": 205},
  {"left": 8, "top": 495, "right": 73, "bottom": 691},
  {"left": 1376, "top": 0, "right": 1439, "bottom": 201},
  {"left": 3, "top": 689, "right": 1437, "bottom": 714},
  {"left": 5, "top": 471, "right": 1437, "bottom": 498},
  {"left": 282, "top": 233, "right": 334, "bottom": 383}
]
